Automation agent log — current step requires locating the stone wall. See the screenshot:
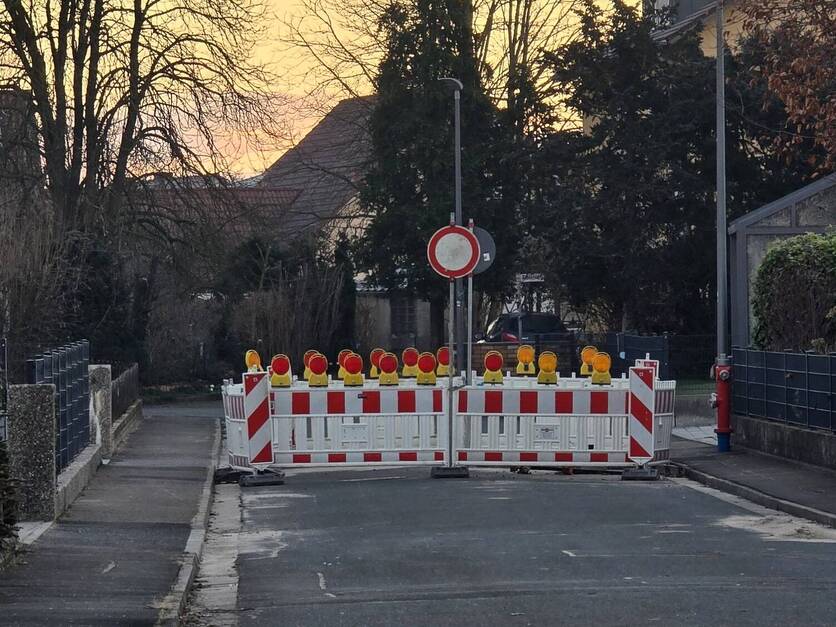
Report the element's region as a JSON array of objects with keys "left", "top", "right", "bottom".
[
  {"left": 732, "top": 413, "right": 836, "bottom": 470},
  {"left": 7, "top": 385, "right": 55, "bottom": 521}
]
